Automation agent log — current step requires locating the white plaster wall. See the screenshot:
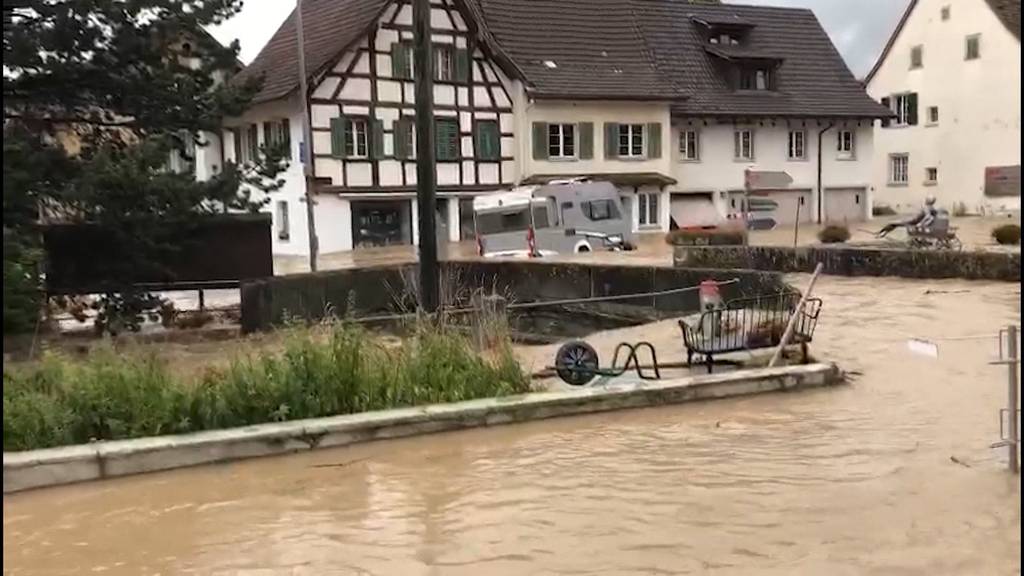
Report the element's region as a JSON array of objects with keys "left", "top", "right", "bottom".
[
  {"left": 314, "top": 196, "right": 353, "bottom": 253},
  {"left": 193, "top": 130, "right": 222, "bottom": 182},
  {"left": 670, "top": 121, "right": 874, "bottom": 222},
  {"left": 868, "top": 0, "right": 1021, "bottom": 213}
]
